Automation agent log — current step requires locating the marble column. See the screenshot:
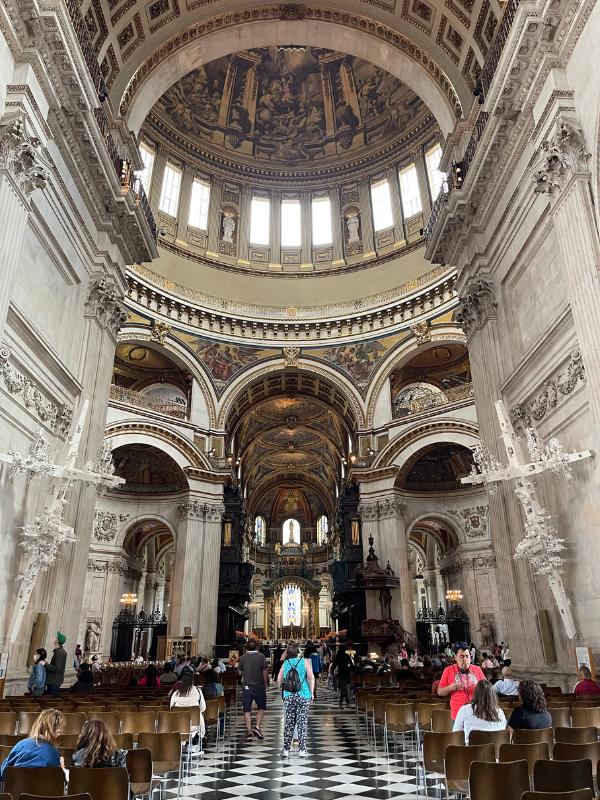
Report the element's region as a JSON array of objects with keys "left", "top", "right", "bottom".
[
  {"left": 171, "top": 500, "right": 206, "bottom": 637},
  {"left": 270, "top": 191, "right": 281, "bottom": 267},
  {"left": 414, "top": 147, "right": 431, "bottom": 219},
  {"left": 358, "top": 178, "right": 376, "bottom": 257},
  {"left": 456, "top": 277, "right": 545, "bottom": 665},
  {"left": 197, "top": 502, "right": 223, "bottom": 655},
  {"left": 237, "top": 186, "right": 252, "bottom": 263},
  {"left": 330, "top": 188, "right": 345, "bottom": 265},
  {"left": 387, "top": 167, "right": 404, "bottom": 244},
  {"left": 148, "top": 147, "right": 166, "bottom": 213},
  {"left": 40, "top": 276, "right": 128, "bottom": 664},
  {"left": 300, "top": 192, "right": 312, "bottom": 267},
  {"left": 0, "top": 114, "right": 48, "bottom": 342},
  {"left": 177, "top": 166, "right": 194, "bottom": 236},
  {"left": 206, "top": 177, "right": 223, "bottom": 255},
  {"left": 358, "top": 503, "right": 381, "bottom": 620}
]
